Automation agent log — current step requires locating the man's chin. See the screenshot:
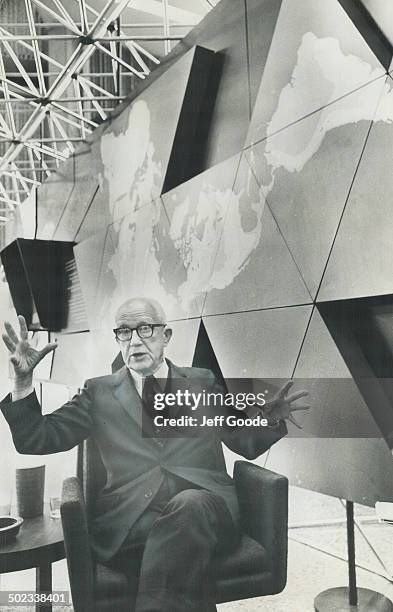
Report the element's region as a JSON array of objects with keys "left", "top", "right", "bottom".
[{"left": 127, "top": 355, "right": 152, "bottom": 372}]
